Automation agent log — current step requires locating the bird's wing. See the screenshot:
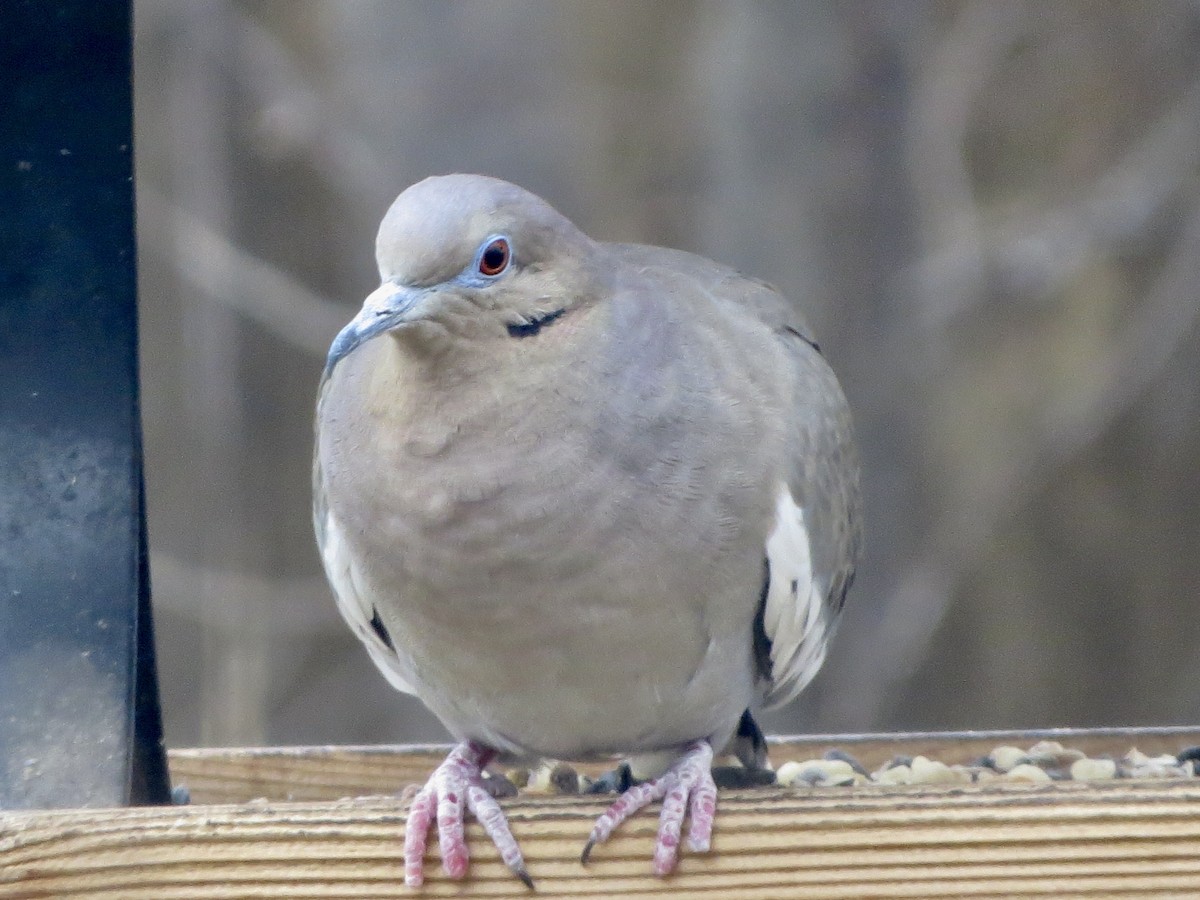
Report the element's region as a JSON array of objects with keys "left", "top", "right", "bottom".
[
  {"left": 620, "top": 245, "right": 861, "bottom": 709},
  {"left": 313, "top": 378, "right": 420, "bottom": 696},
  {"left": 754, "top": 281, "right": 861, "bottom": 708}
]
